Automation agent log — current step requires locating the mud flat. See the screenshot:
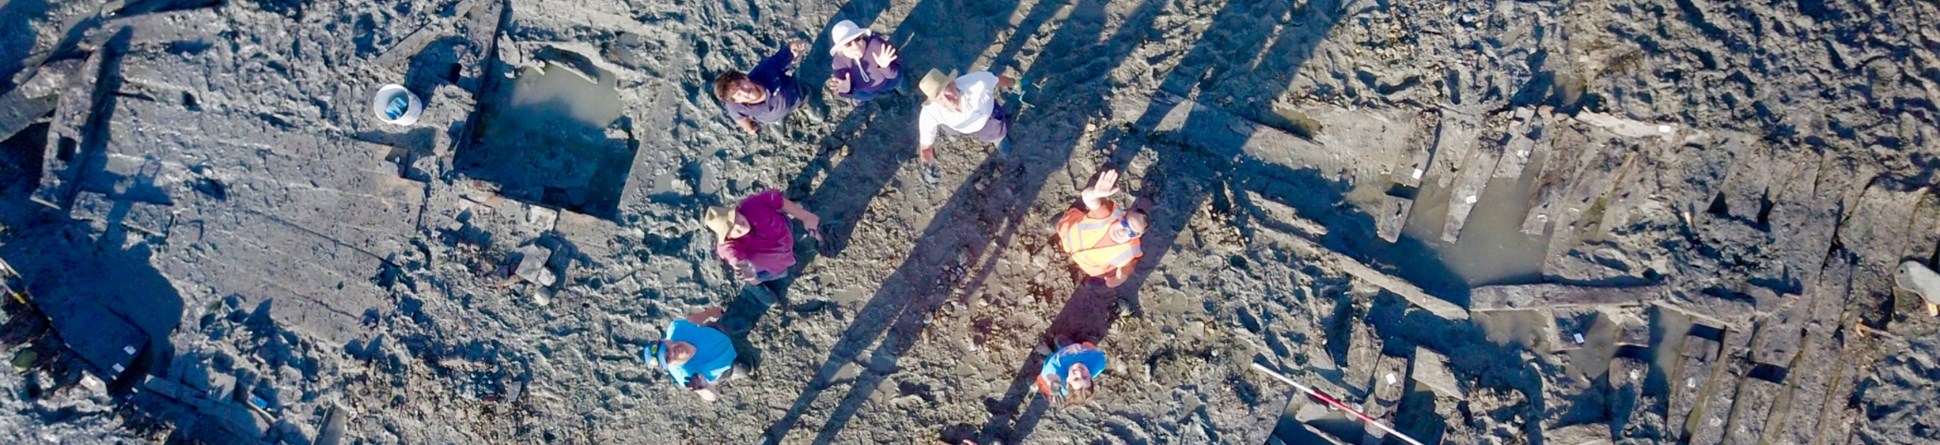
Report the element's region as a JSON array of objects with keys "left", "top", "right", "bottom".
[{"left": 2, "top": 0, "right": 1939, "bottom": 444}]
